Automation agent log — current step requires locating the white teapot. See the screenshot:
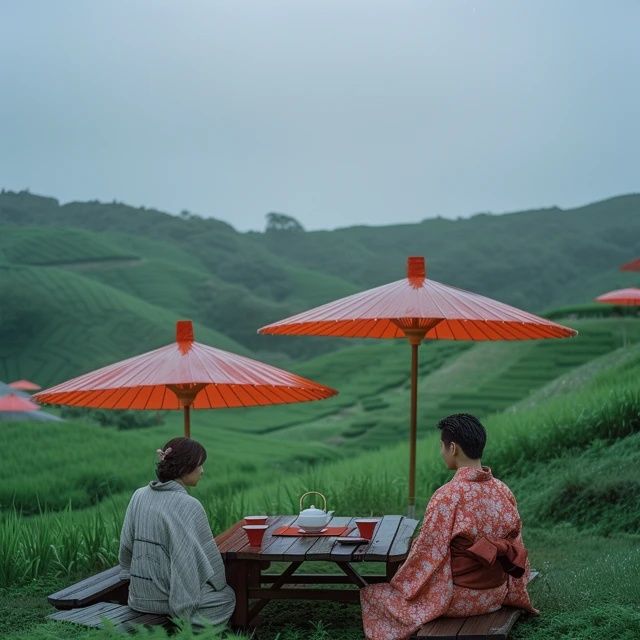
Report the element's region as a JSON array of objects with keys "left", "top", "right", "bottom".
[{"left": 296, "top": 491, "right": 334, "bottom": 532}]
